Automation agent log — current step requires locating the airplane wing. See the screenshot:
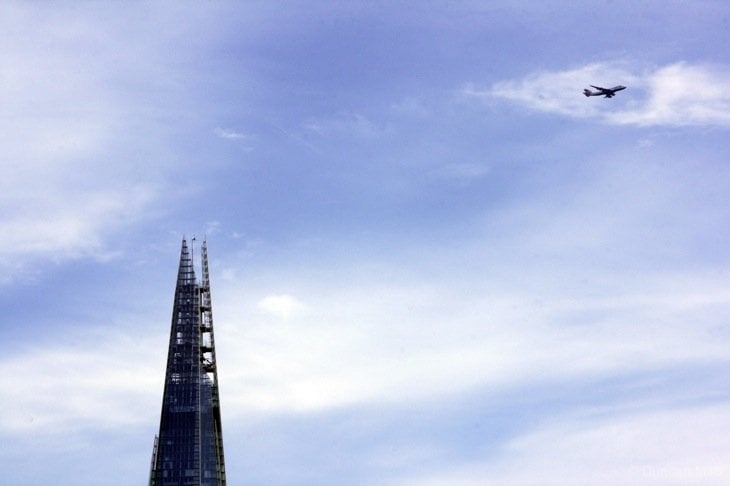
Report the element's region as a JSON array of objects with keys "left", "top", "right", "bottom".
[{"left": 590, "top": 85, "right": 606, "bottom": 91}]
